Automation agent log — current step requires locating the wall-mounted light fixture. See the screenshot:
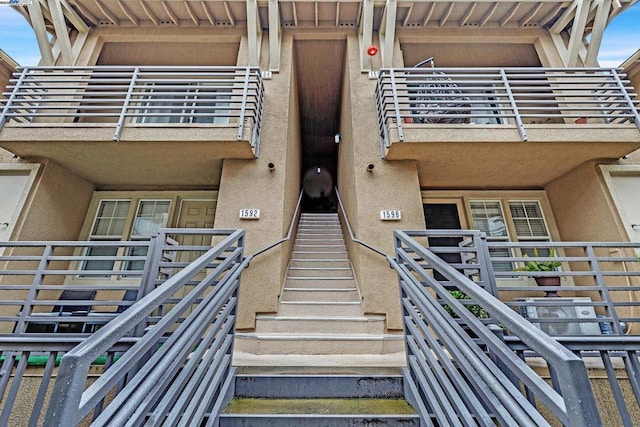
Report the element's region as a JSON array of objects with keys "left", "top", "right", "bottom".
[
  {"left": 367, "top": 163, "right": 375, "bottom": 172},
  {"left": 268, "top": 162, "right": 276, "bottom": 171},
  {"left": 334, "top": 133, "right": 341, "bottom": 144}
]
